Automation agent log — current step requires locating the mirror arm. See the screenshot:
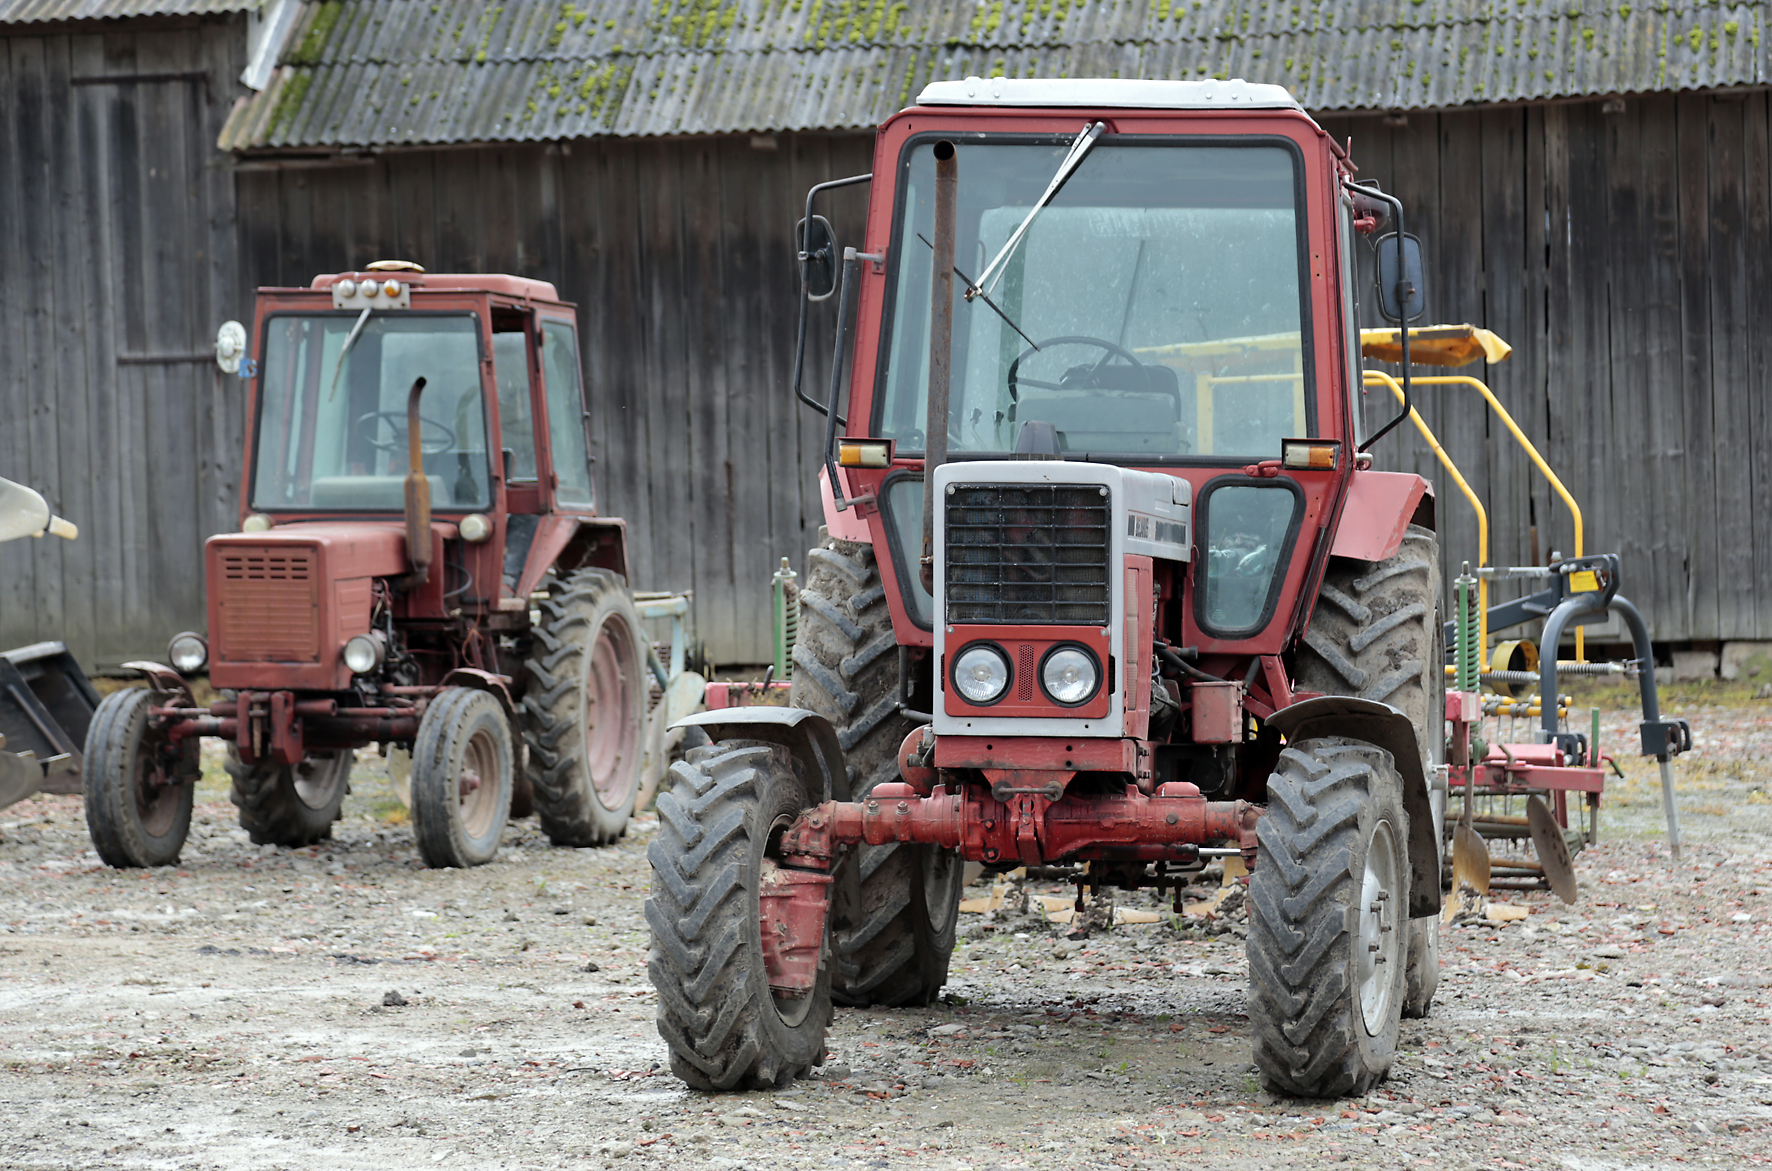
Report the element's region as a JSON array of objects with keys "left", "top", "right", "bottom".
[
  {"left": 823, "top": 249, "right": 864, "bottom": 512},
  {"left": 793, "top": 172, "right": 872, "bottom": 418},
  {"left": 1349, "top": 182, "right": 1412, "bottom": 452}
]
